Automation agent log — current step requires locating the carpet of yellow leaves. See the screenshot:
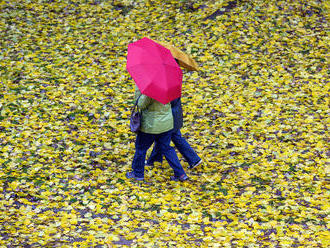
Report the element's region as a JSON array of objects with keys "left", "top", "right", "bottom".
[{"left": 0, "top": 0, "right": 329, "bottom": 247}]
